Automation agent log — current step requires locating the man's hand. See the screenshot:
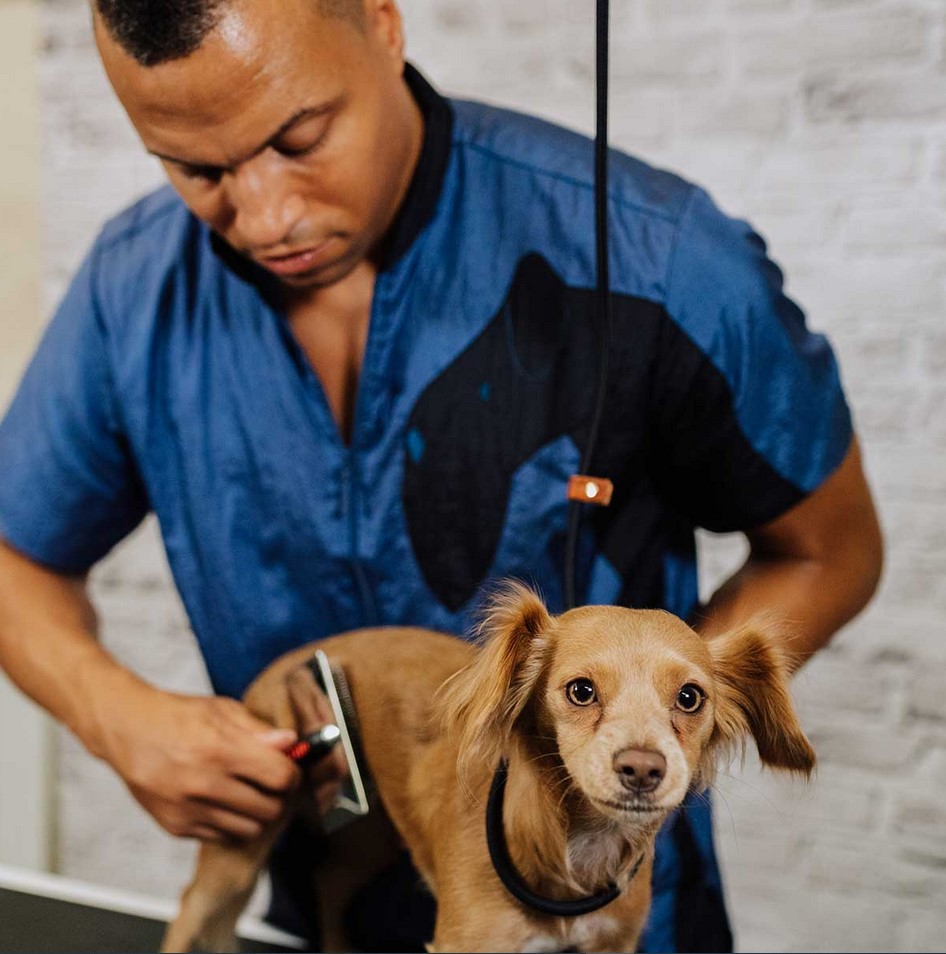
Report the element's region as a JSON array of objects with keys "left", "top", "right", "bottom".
[{"left": 88, "top": 684, "right": 301, "bottom": 842}]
